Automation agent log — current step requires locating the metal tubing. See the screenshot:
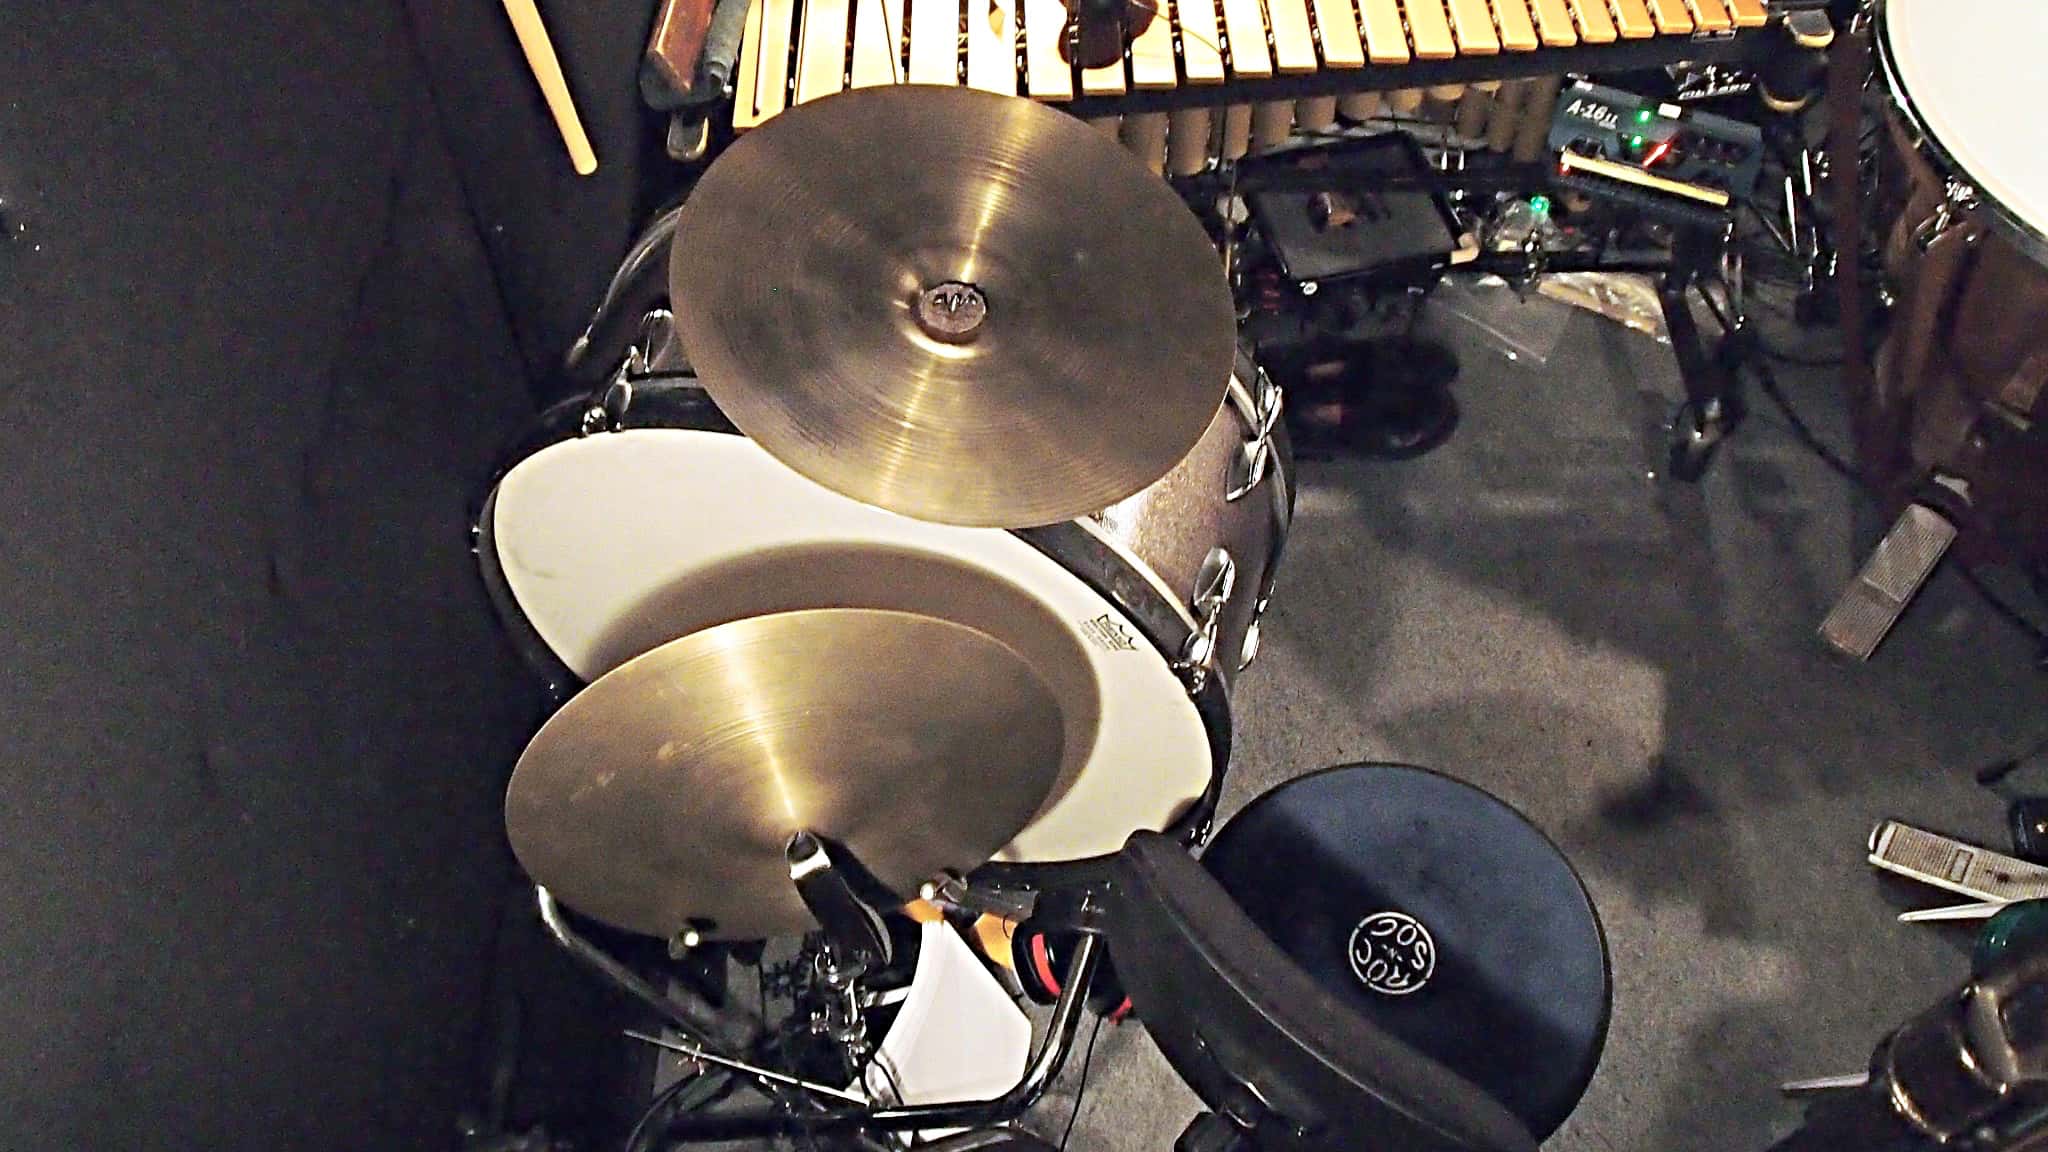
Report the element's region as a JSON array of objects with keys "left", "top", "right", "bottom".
[
  {"left": 534, "top": 887, "right": 758, "bottom": 1050},
  {"left": 656, "top": 933, "right": 1104, "bottom": 1142},
  {"left": 625, "top": 1030, "right": 868, "bottom": 1103},
  {"left": 563, "top": 203, "right": 685, "bottom": 377}
]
